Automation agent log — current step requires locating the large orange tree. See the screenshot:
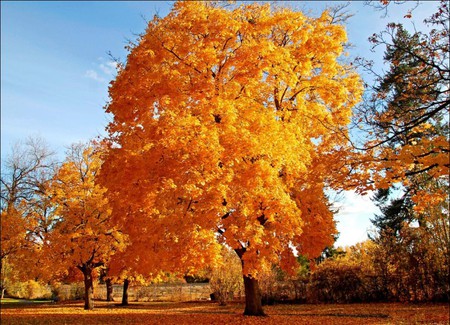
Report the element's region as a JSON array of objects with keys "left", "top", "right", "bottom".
[{"left": 100, "top": 1, "right": 362, "bottom": 316}]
